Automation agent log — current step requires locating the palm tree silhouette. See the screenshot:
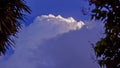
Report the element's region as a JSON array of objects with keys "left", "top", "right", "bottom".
[{"left": 0, "top": 0, "right": 30, "bottom": 55}]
